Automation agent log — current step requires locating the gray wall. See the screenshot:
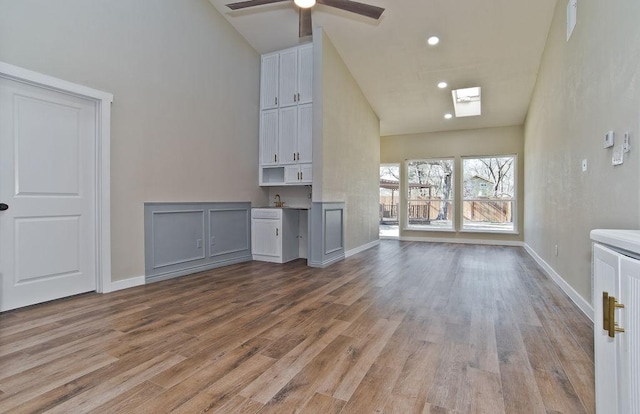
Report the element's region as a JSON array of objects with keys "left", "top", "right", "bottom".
[
  {"left": 0, "top": 0, "right": 268, "bottom": 282},
  {"left": 313, "top": 30, "right": 381, "bottom": 252},
  {"left": 381, "top": 126, "right": 525, "bottom": 243},
  {"left": 524, "top": 0, "right": 640, "bottom": 303}
]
